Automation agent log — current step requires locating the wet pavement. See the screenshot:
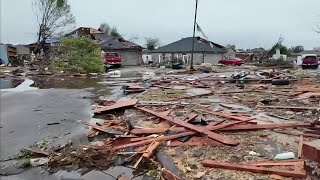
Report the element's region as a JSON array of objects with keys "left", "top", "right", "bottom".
[
  {"left": 0, "top": 81, "right": 93, "bottom": 161},
  {"left": 0, "top": 73, "right": 153, "bottom": 179}
]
